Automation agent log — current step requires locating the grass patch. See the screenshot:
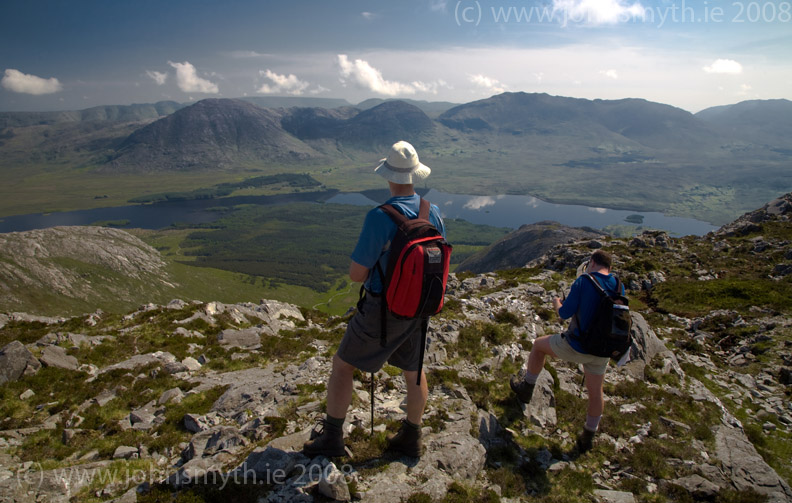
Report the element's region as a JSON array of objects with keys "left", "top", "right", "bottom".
[{"left": 652, "top": 277, "right": 792, "bottom": 317}]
